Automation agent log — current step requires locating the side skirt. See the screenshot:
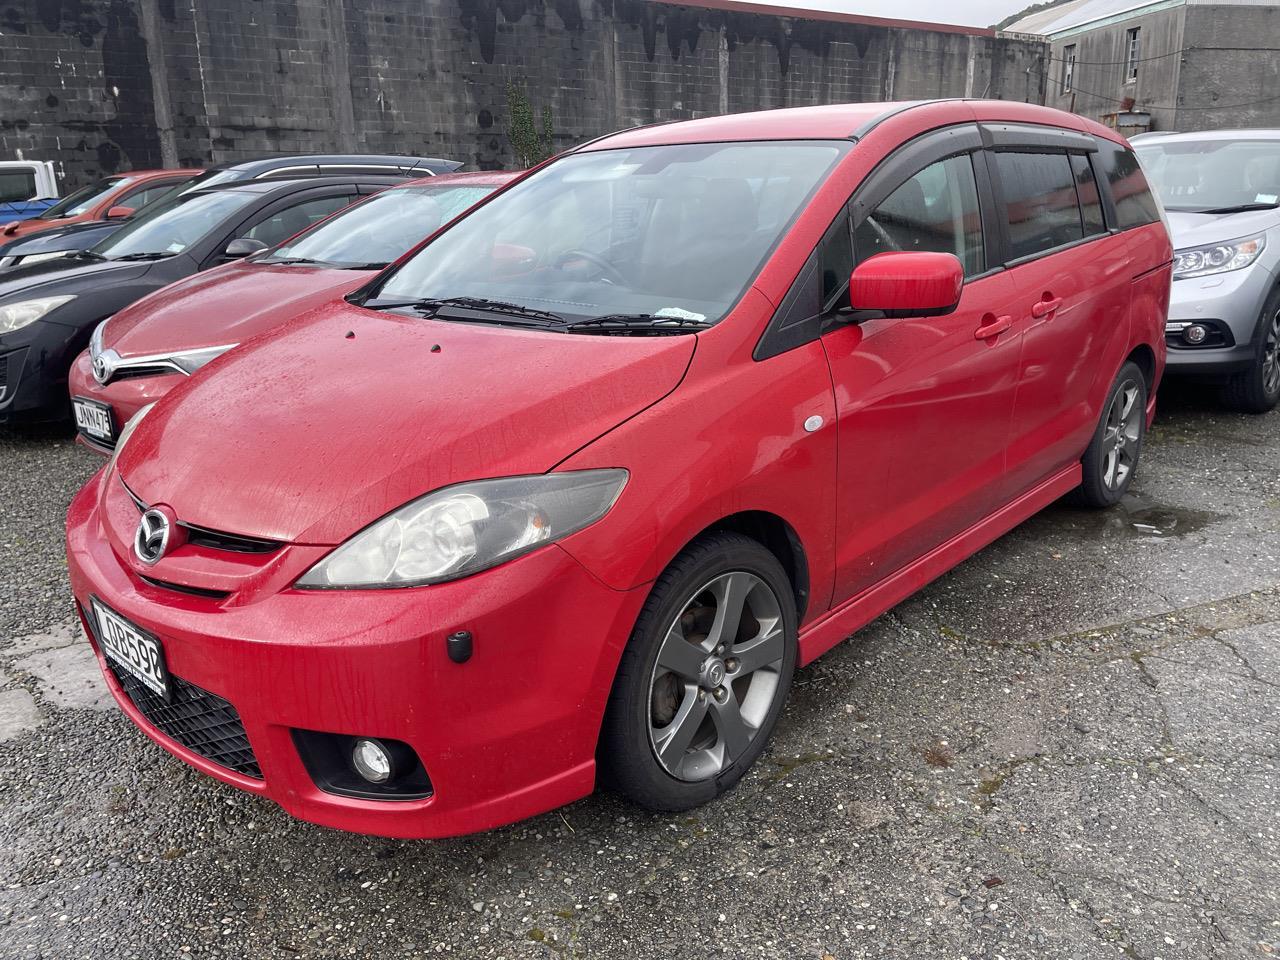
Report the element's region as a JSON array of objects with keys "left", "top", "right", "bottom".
[{"left": 797, "top": 463, "right": 1082, "bottom": 666}]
